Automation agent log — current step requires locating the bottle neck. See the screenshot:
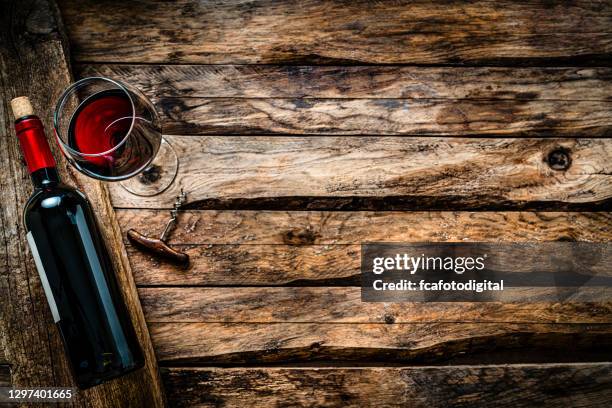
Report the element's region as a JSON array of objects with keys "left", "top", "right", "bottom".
[
  {"left": 14, "top": 115, "right": 60, "bottom": 188},
  {"left": 30, "top": 167, "right": 60, "bottom": 189}
]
